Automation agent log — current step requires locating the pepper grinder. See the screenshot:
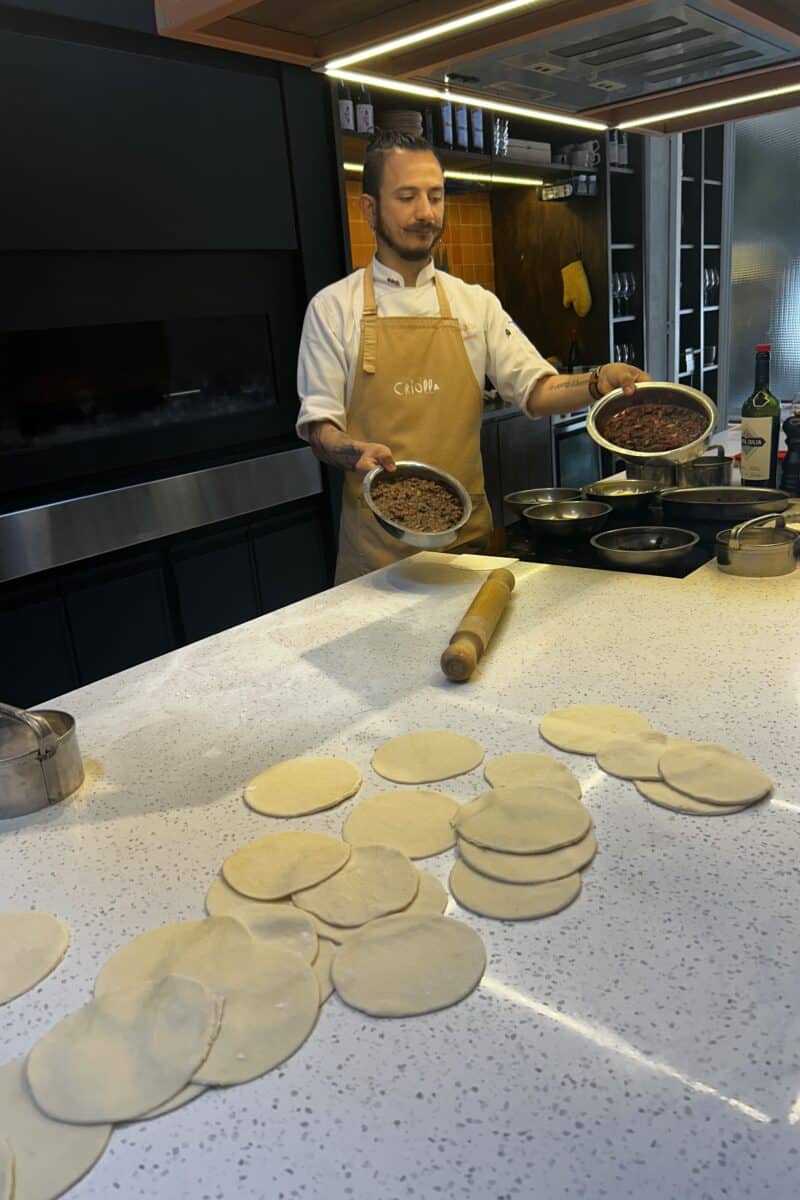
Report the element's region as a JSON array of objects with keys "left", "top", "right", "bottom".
[{"left": 780, "top": 407, "right": 800, "bottom": 496}]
